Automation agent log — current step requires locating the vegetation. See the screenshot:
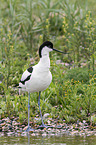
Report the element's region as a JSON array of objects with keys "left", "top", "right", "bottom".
[{"left": 0, "top": 0, "right": 96, "bottom": 125}]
